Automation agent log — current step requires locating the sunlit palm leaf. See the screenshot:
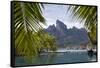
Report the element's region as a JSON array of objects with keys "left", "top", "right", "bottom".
[{"left": 12, "top": 1, "right": 46, "bottom": 56}]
